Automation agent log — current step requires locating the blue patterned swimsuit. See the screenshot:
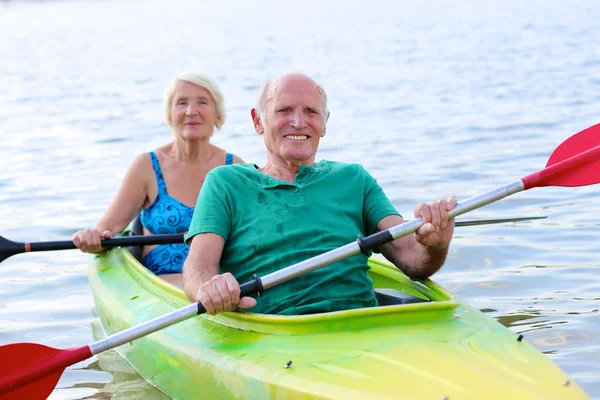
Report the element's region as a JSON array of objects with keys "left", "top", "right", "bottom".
[{"left": 140, "top": 151, "right": 234, "bottom": 275}]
